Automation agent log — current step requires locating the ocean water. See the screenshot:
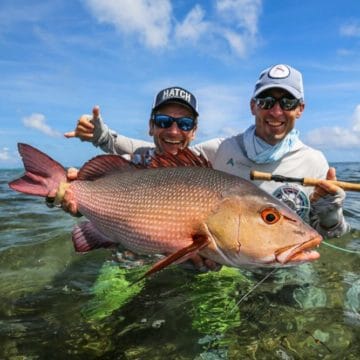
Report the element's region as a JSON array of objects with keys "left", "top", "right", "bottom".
[{"left": 1, "top": 164, "right": 360, "bottom": 359}]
